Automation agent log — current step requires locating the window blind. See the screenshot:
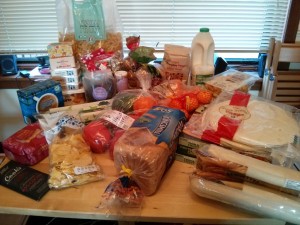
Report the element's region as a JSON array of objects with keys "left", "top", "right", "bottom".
[
  {"left": 116, "top": 0, "right": 289, "bottom": 52},
  {"left": 0, "top": 0, "right": 289, "bottom": 54},
  {"left": 0, "top": 0, "right": 58, "bottom": 53}
]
